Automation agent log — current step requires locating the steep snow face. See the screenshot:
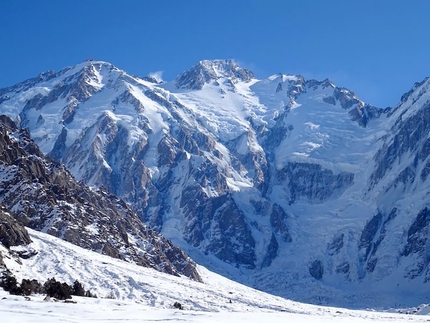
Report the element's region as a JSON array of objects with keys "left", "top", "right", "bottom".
[
  {"left": 255, "top": 76, "right": 382, "bottom": 170},
  {"left": 0, "top": 62, "right": 120, "bottom": 153},
  {"left": 2, "top": 59, "right": 430, "bottom": 307}
]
